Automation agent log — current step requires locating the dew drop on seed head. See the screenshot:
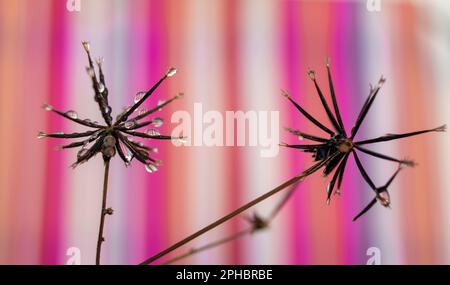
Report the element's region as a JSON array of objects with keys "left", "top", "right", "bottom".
[
  {"left": 166, "top": 67, "right": 177, "bottom": 77},
  {"left": 146, "top": 129, "right": 160, "bottom": 136},
  {"left": 42, "top": 104, "right": 53, "bottom": 111},
  {"left": 157, "top": 100, "right": 166, "bottom": 111},
  {"left": 124, "top": 120, "right": 137, "bottom": 129},
  {"left": 66, "top": 110, "right": 78, "bottom": 119},
  {"left": 138, "top": 109, "right": 147, "bottom": 116},
  {"left": 134, "top": 92, "right": 145, "bottom": 103},
  {"left": 103, "top": 106, "right": 112, "bottom": 114},
  {"left": 37, "top": 131, "right": 47, "bottom": 139},
  {"left": 55, "top": 131, "right": 65, "bottom": 135},
  {"left": 376, "top": 191, "right": 391, "bottom": 207},
  {"left": 125, "top": 151, "right": 133, "bottom": 162},
  {"left": 298, "top": 135, "right": 304, "bottom": 141},
  {"left": 98, "top": 83, "right": 105, "bottom": 93},
  {"left": 145, "top": 164, "right": 158, "bottom": 173},
  {"left": 149, "top": 147, "right": 158, "bottom": 153},
  {"left": 86, "top": 67, "right": 95, "bottom": 77},
  {"left": 152, "top": 118, "right": 163, "bottom": 127}
]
